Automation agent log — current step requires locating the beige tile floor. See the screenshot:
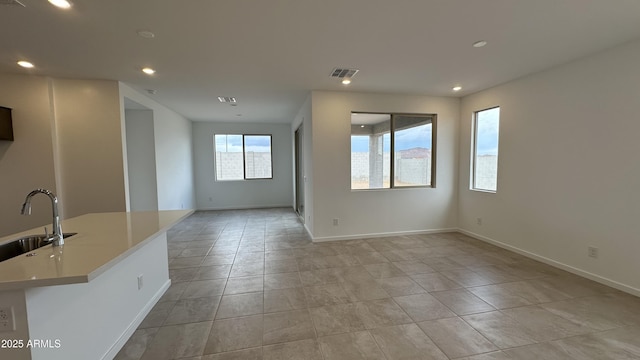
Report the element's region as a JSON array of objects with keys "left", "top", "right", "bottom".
[{"left": 115, "top": 208, "right": 640, "bottom": 360}]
